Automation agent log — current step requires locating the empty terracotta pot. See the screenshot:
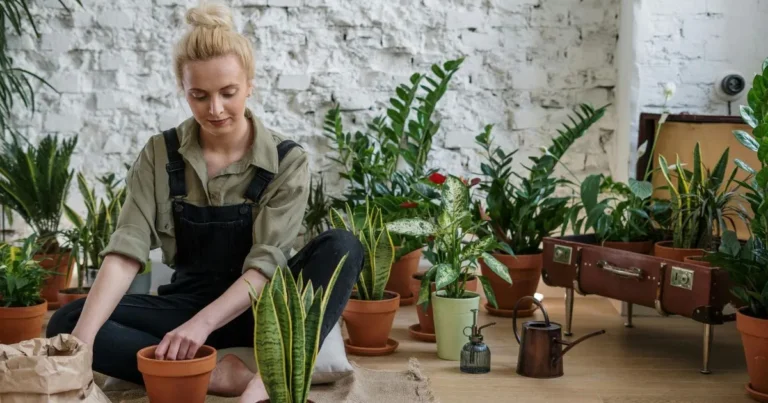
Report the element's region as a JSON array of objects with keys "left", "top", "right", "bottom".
[
  {"left": 57, "top": 288, "right": 90, "bottom": 306},
  {"left": 411, "top": 273, "right": 477, "bottom": 334},
  {"left": 603, "top": 240, "right": 654, "bottom": 255},
  {"left": 385, "top": 248, "right": 422, "bottom": 306},
  {"left": 736, "top": 307, "right": 768, "bottom": 396},
  {"left": 137, "top": 345, "right": 217, "bottom": 403},
  {"left": 0, "top": 300, "right": 47, "bottom": 344},
  {"left": 34, "top": 251, "right": 75, "bottom": 310},
  {"left": 653, "top": 241, "right": 706, "bottom": 262},
  {"left": 479, "top": 253, "right": 542, "bottom": 313},
  {"left": 342, "top": 291, "right": 400, "bottom": 348}
]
